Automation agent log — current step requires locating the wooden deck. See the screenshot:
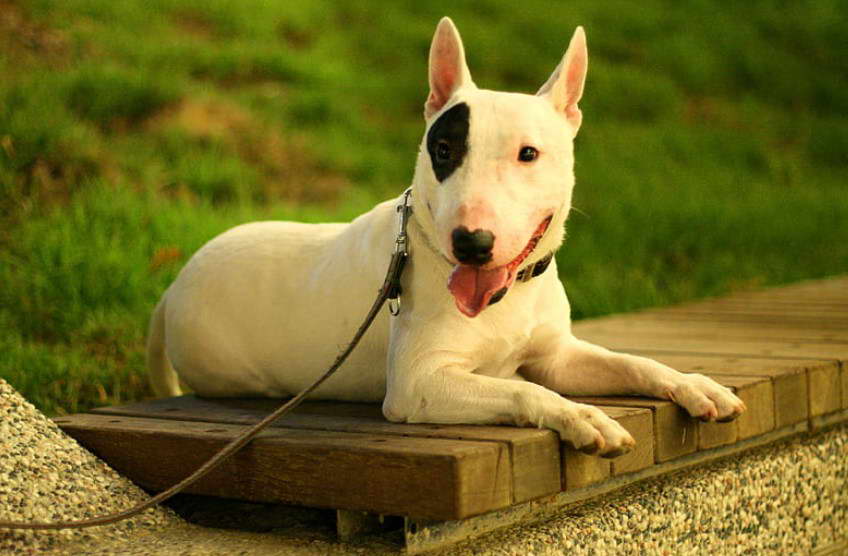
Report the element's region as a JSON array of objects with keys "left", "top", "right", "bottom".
[{"left": 54, "top": 276, "right": 848, "bottom": 525}]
